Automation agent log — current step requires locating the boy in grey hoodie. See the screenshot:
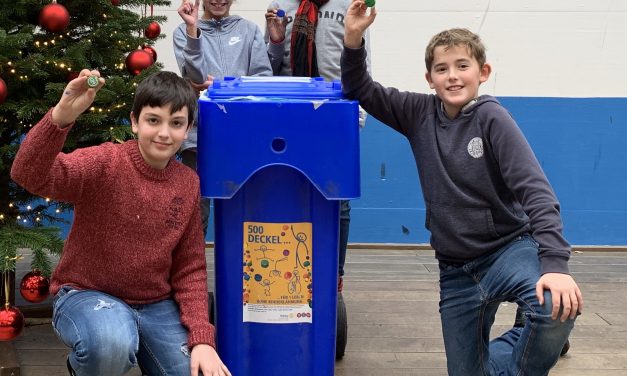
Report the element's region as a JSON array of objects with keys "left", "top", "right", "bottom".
[
  {"left": 173, "top": 0, "right": 272, "bottom": 234},
  {"left": 341, "top": 2, "right": 582, "bottom": 375}
]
